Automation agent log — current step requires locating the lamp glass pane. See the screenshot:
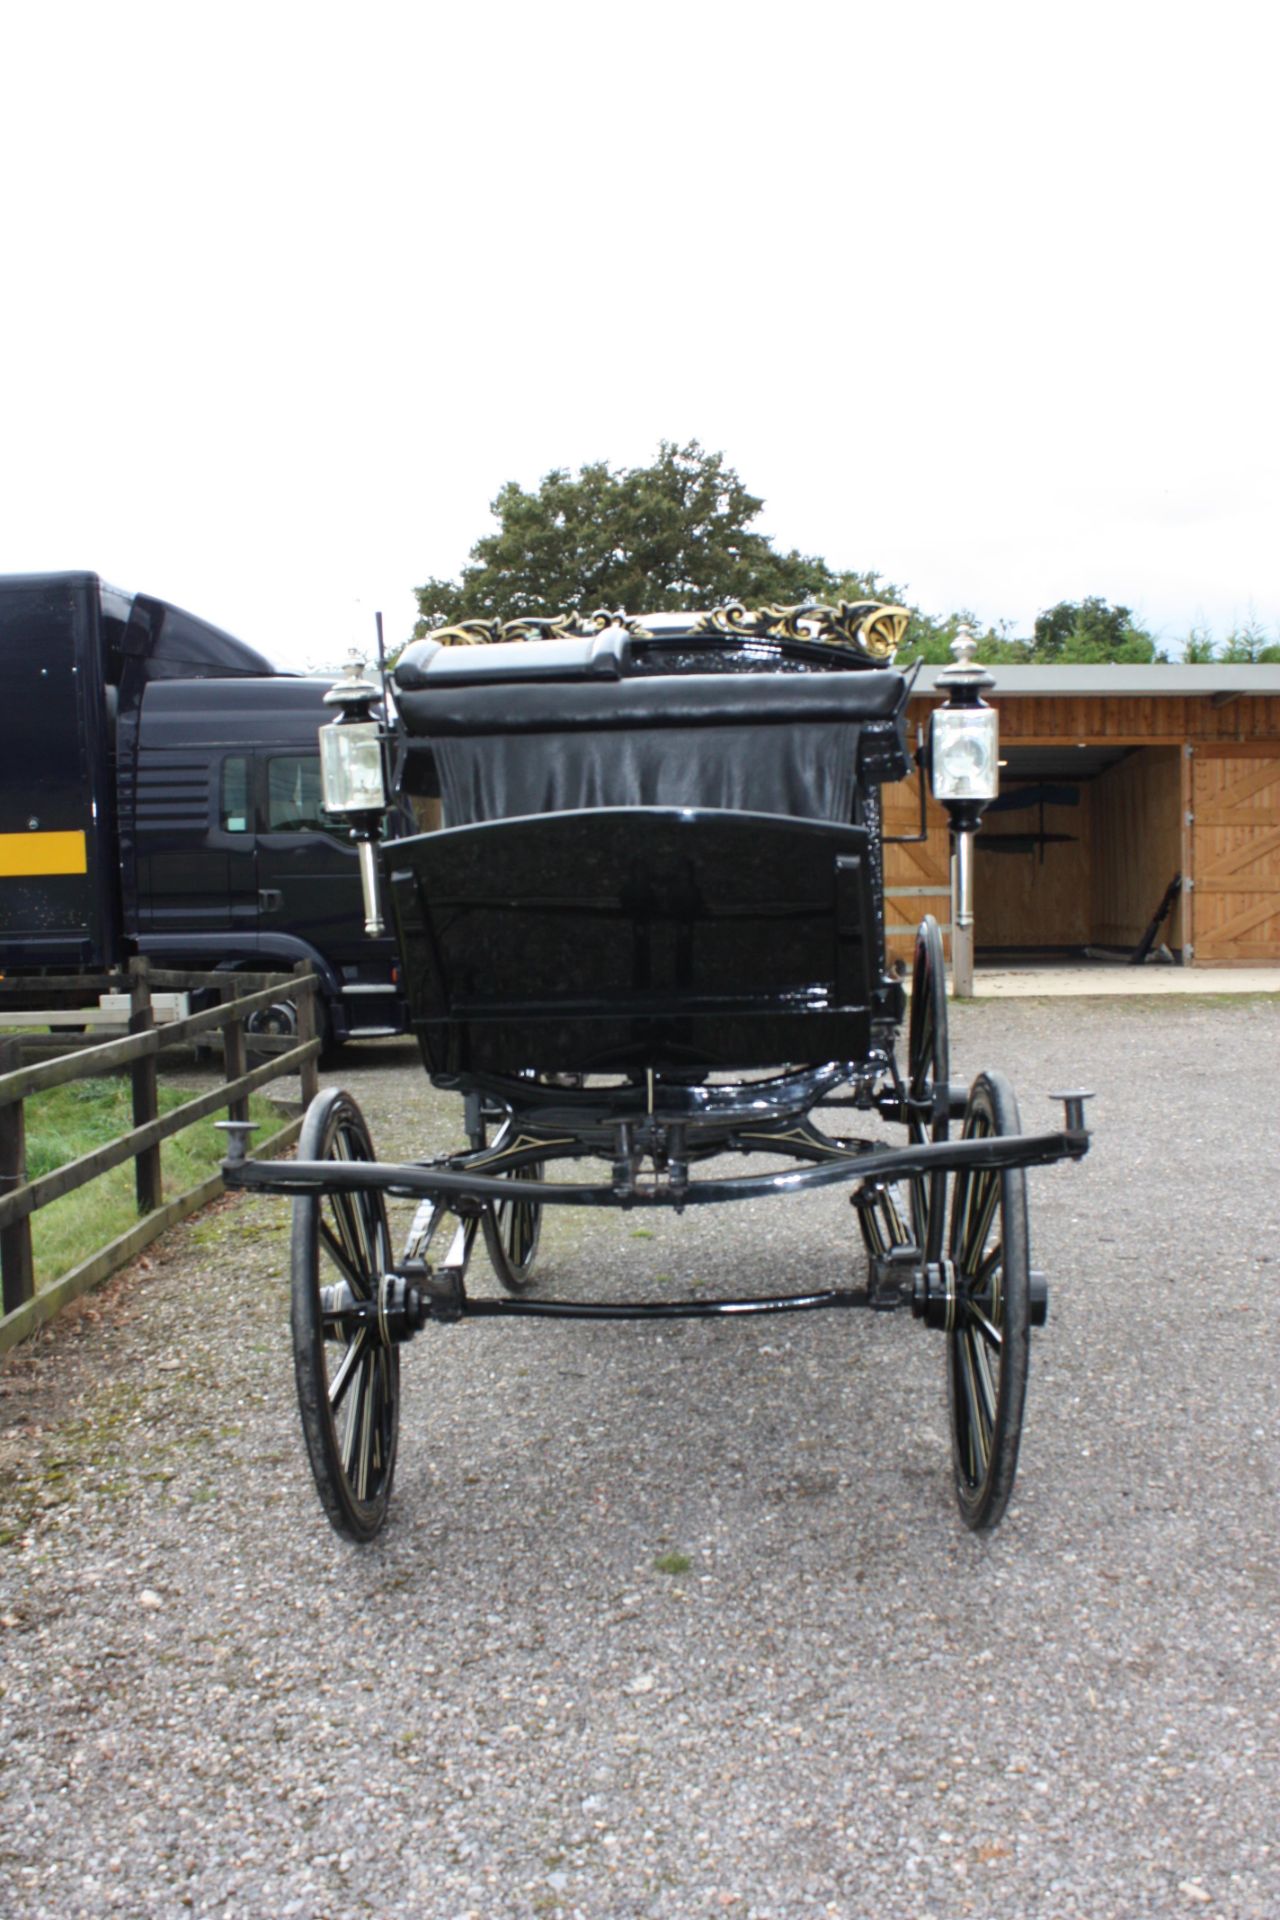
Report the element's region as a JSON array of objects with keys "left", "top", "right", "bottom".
[
  {"left": 930, "top": 707, "right": 999, "bottom": 801},
  {"left": 320, "top": 721, "right": 387, "bottom": 814}
]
